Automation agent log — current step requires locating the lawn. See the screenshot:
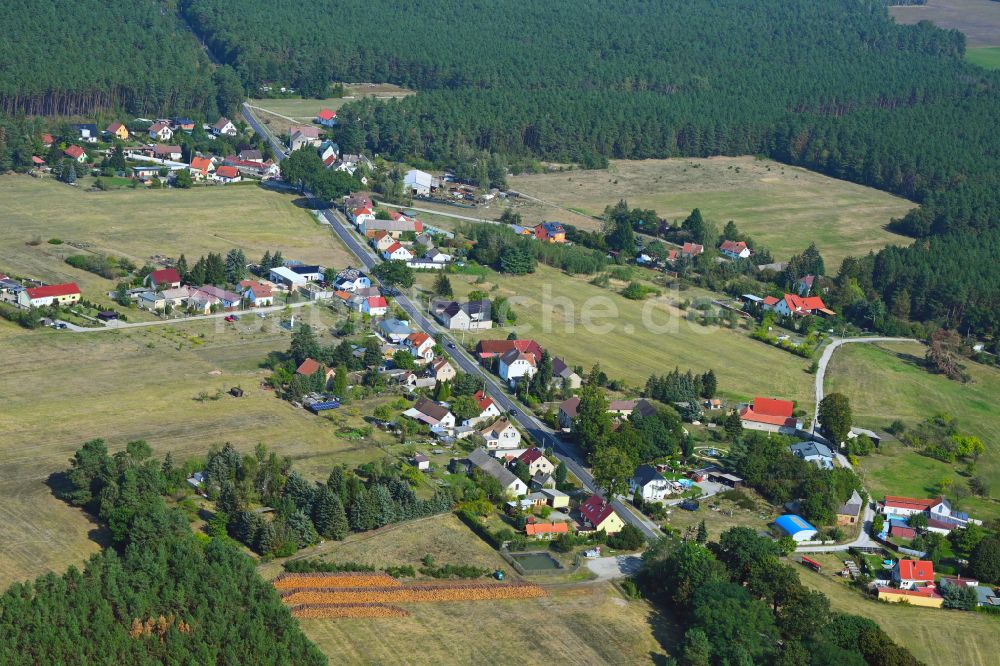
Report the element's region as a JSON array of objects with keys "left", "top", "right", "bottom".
[
  {"left": 249, "top": 85, "right": 414, "bottom": 135},
  {"left": 665, "top": 488, "right": 779, "bottom": 541},
  {"left": 966, "top": 46, "right": 1000, "bottom": 70},
  {"left": 825, "top": 341, "right": 1000, "bottom": 519},
  {"left": 417, "top": 263, "right": 814, "bottom": 406},
  {"left": 0, "top": 307, "right": 391, "bottom": 589},
  {"left": 507, "top": 156, "right": 915, "bottom": 267},
  {"left": 891, "top": 0, "right": 1000, "bottom": 48},
  {"left": 296, "top": 581, "right": 672, "bottom": 665},
  {"left": 0, "top": 176, "right": 355, "bottom": 303},
  {"left": 797, "top": 563, "right": 1000, "bottom": 666}
]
